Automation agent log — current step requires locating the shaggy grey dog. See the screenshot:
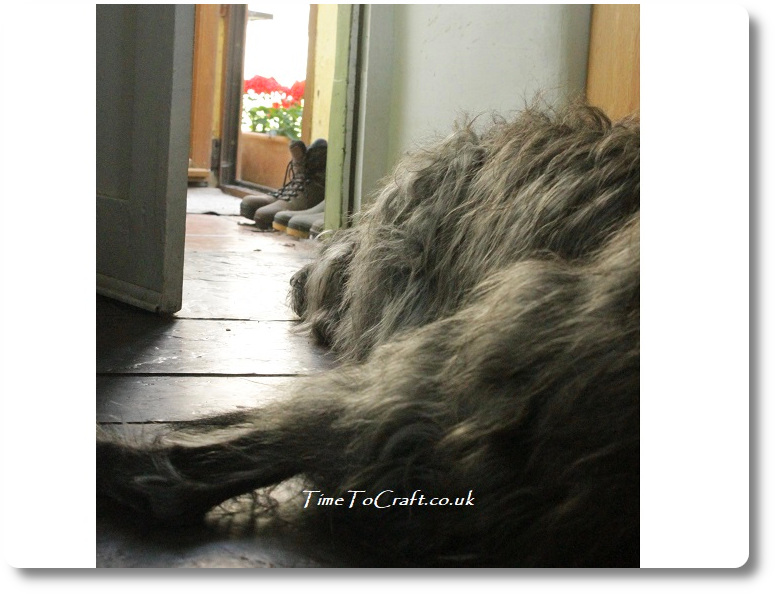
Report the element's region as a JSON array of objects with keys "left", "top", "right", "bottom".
[{"left": 98, "top": 102, "right": 640, "bottom": 568}]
